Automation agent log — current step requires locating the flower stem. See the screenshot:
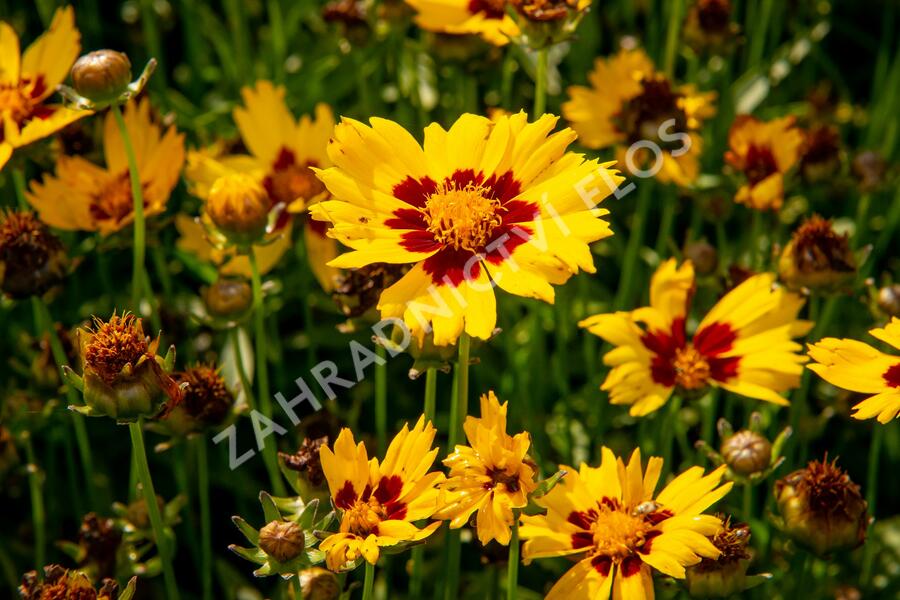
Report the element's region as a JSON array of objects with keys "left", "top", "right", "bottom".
[
  {"left": 194, "top": 436, "right": 213, "bottom": 600},
  {"left": 533, "top": 47, "right": 549, "bottom": 118},
  {"left": 742, "top": 483, "right": 753, "bottom": 522},
  {"left": 128, "top": 420, "right": 179, "bottom": 600},
  {"left": 860, "top": 423, "right": 885, "bottom": 585},
  {"left": 409, "top": 368, "right": 439, "bottom": 598},
  {"left": 361, "top": 561, "right": 375, "bottom": 600},
  {"left": 248, "top": 248, "right": 287, "bottom": 497},
  {"left": 445, "top": 334, "right": 471, "bottom": 600},
  {"left": 291, "top": 573, "right": 302, "bottom": 599},
  {"left": 614, "top": 182, "right": 652, "bottom": 311},
  {"left": 423, "top": 368, "right": 437, "bottom": 421},
  {"left": 506, "top": 515, "right": 520, "bottom": 600},
  {"left": 376, "top": 345, "right": 388, "bottom": 455},
  {"left": 11, "top": 165, "right": 28, "bottom": 209},
  {"left": 23, "top": 435, "right": 45, "bottom": 571},
  {"left": 110, "top": 104, "right": 149, "bottom": 313},
  {"left": 663, "top": 0, "right": 685, "bottom": 77}
]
